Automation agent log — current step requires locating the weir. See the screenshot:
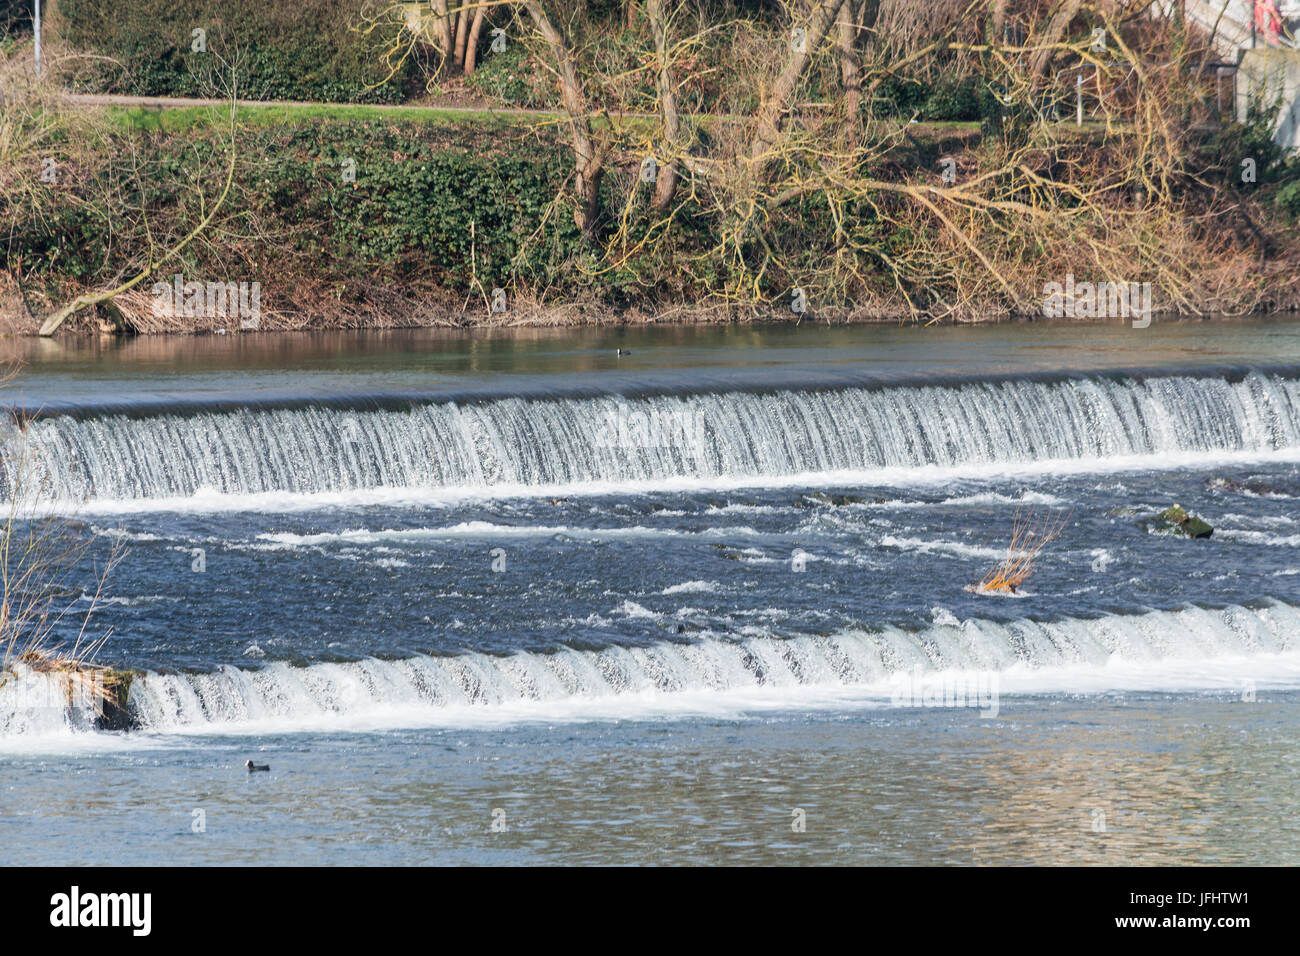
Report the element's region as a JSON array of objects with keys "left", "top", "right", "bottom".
[
  {"left": 2, "top": 600, "right": 1288, "bottom": 736},
  {"left": 4, "top": 371, "right": 1299, "bottom": 504}
]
